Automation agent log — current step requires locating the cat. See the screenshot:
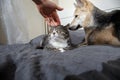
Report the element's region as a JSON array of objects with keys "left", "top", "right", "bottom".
[{"left": 37, "top": 25, "right": 76, "bottom": 52}]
